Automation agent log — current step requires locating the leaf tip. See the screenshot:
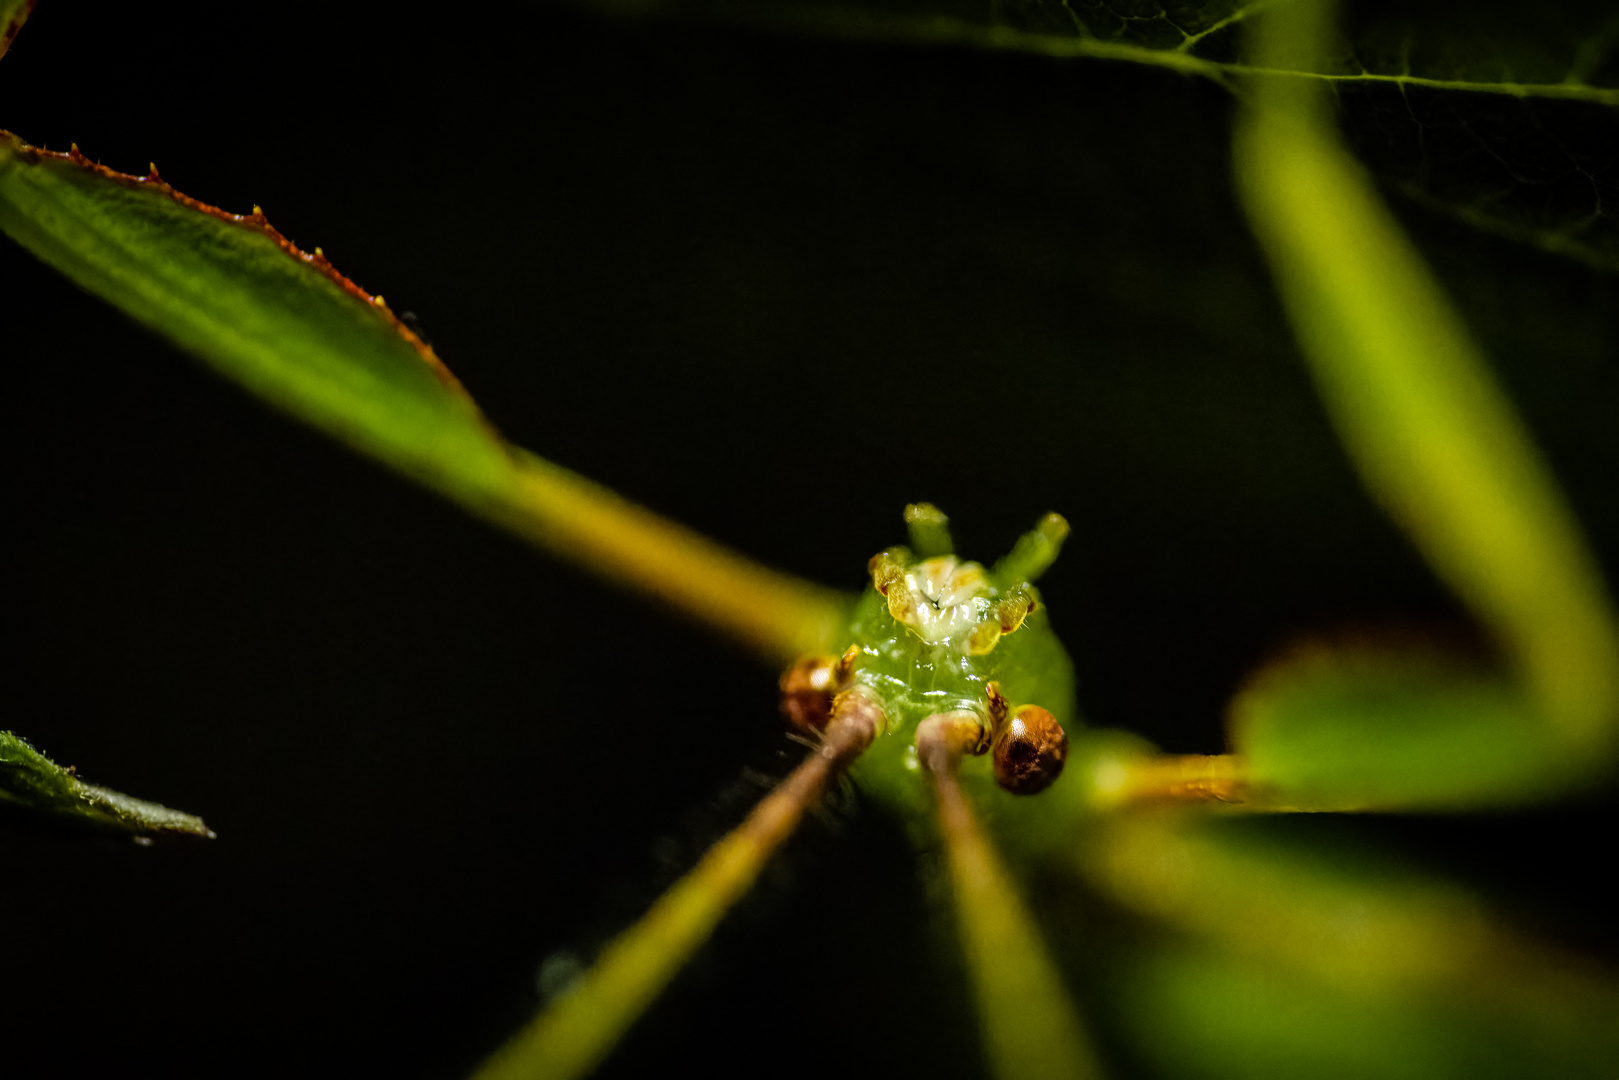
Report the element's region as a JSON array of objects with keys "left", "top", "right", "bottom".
[{"left": 0, "top": 0, "right": 36, "bottom": 61}]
